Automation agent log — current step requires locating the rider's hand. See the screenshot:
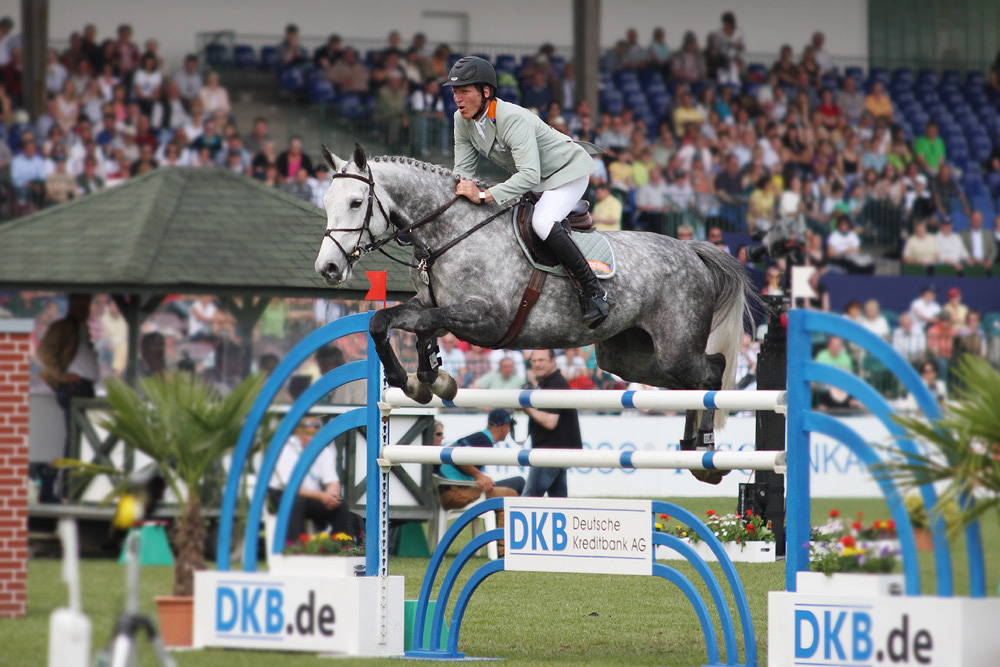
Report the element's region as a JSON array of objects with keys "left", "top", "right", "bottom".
[{"left": 456, "top": 179, "right": 488, "bottom": 204}]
